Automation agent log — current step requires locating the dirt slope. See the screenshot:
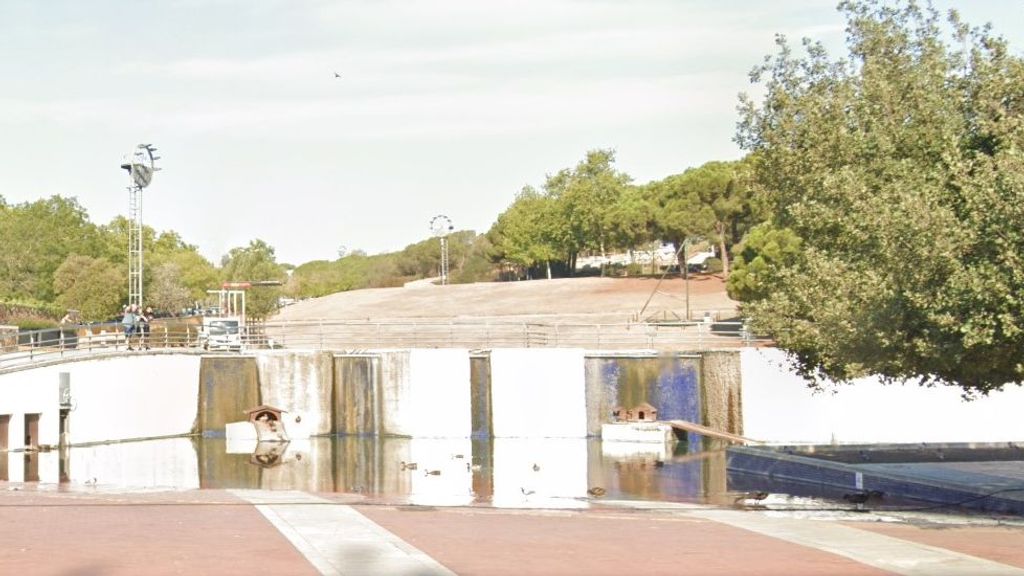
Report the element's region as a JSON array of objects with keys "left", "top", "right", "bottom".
[{"left": 273, "top": 276, "right": 738, "bottom": 323}]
